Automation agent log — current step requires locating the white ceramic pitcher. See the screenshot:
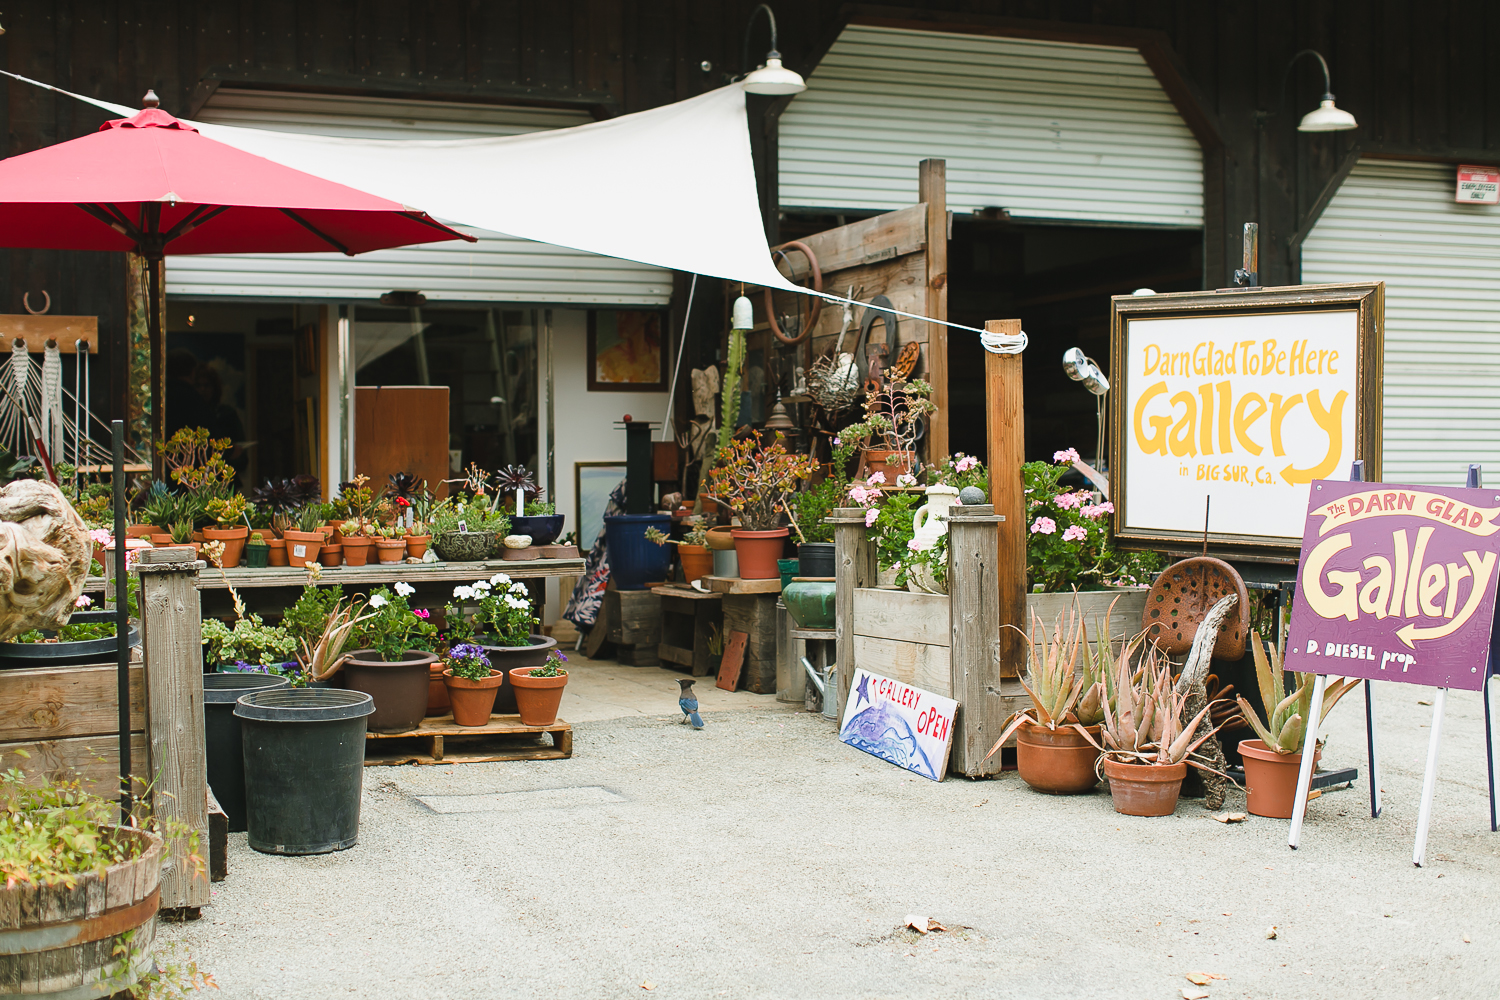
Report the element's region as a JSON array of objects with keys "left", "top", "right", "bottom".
[{"left": 910, "top": 484, "right": 960, "bottom": 552}]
